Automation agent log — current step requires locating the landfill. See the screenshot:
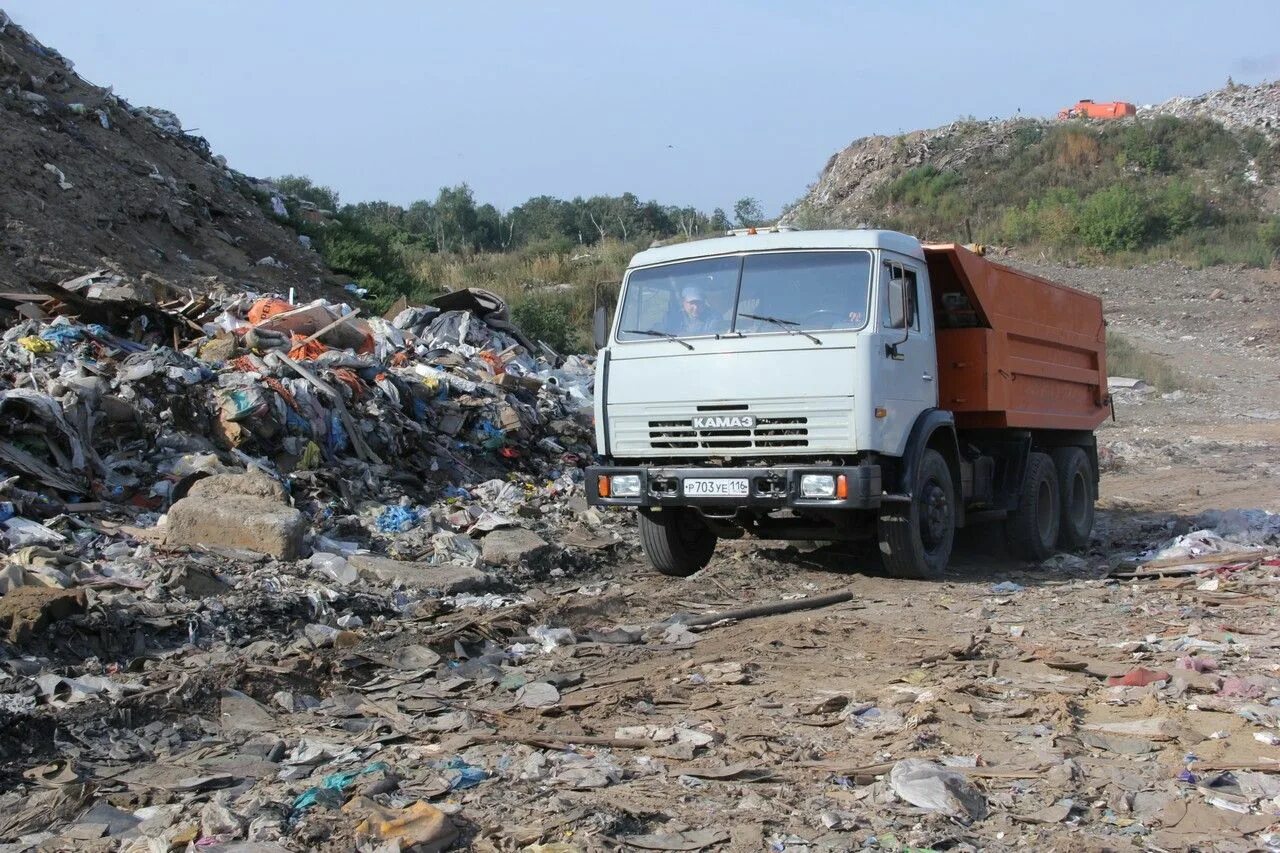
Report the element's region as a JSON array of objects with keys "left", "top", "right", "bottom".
[
  {"left": 7, "top": 5, "right": 1280, "bottom": 852},
  {"left": 1, "top": 263, "right": 1280, "bottom": 853}
]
